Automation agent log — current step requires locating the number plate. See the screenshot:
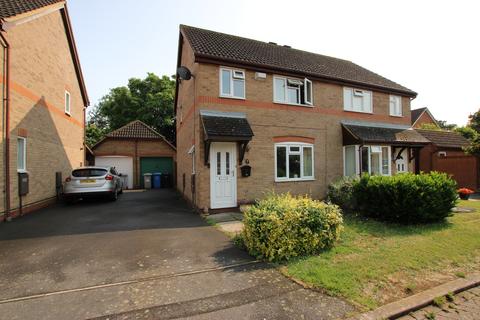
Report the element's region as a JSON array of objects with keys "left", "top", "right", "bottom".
[{"left": 80, "top": 179, "right": 96, "bottom": 183}]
